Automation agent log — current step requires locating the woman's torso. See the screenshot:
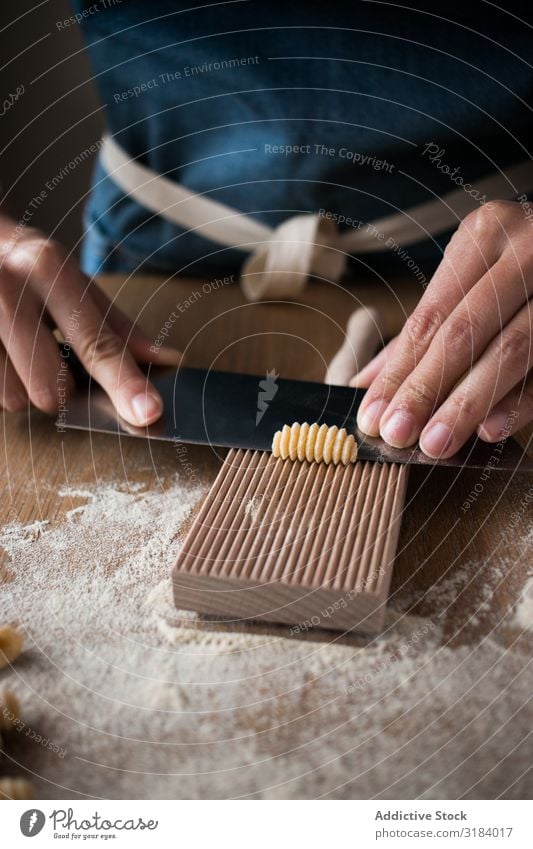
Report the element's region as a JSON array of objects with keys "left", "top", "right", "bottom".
[{"left": 74, "top": 0, "right": 533, "bottom": 281}]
